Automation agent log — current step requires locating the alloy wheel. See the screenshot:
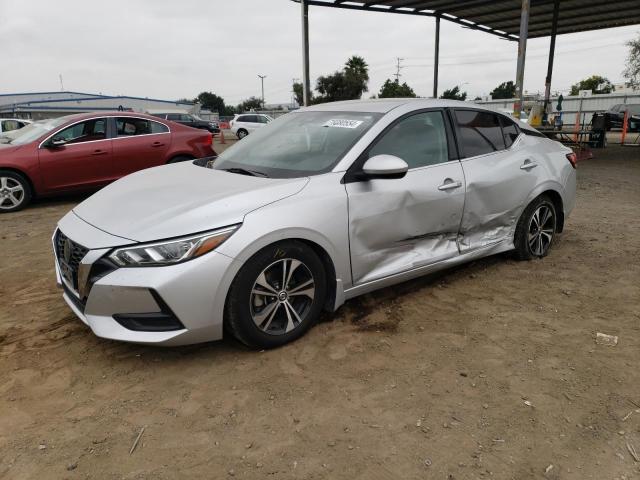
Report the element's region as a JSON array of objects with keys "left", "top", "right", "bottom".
[
  {"left": 250, "top": 258, "right": 315, "bottom": 335},
  {"left": 0, "top": 177, "right": 25, "bottom": 210},
  {"left": 528, "top": 204, "right": 555, "bottom": 256}
]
